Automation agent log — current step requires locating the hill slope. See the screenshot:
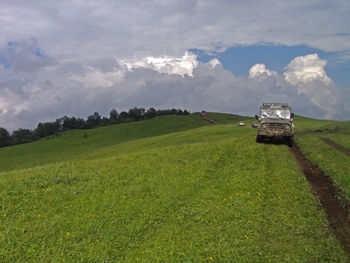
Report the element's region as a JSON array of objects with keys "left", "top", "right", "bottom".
[
  {"left": 0, "top": 113, "right": 349, "bottom": 262},
  {"left": 0, "top": 114, "right": 205, "bottom": 172},
  {"left": 0, "top": 113, "right": 251, "bottom": 172}
]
